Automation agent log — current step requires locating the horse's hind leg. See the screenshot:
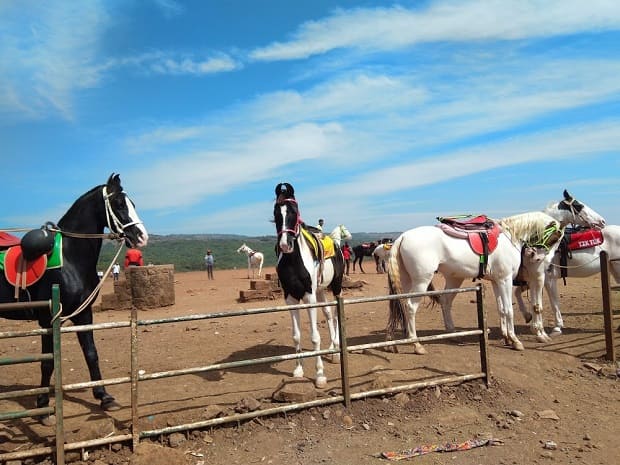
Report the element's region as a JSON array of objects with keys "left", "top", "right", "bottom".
[
  {"left": 77, "top": 330, "right": 121, "bottom": 411},
  {"left": 440, "top": 277, "right": 464, "bottom": 332}
]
